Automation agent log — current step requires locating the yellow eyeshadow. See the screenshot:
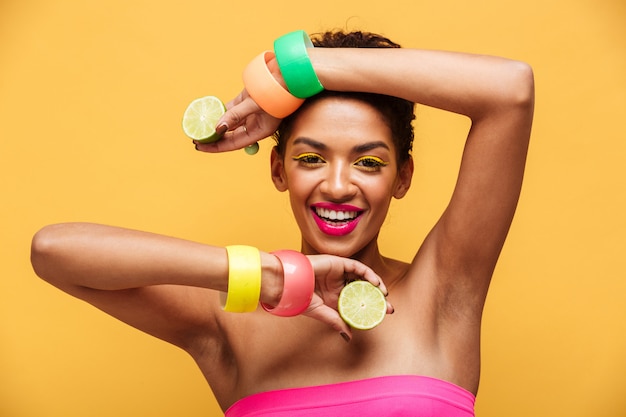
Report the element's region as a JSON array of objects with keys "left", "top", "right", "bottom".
[
  {"left": 354, "top": 156, "right": 389, "bottom": 166},
  {"left": 292, "top": 152, "right": 326, "bottom": 162}
]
